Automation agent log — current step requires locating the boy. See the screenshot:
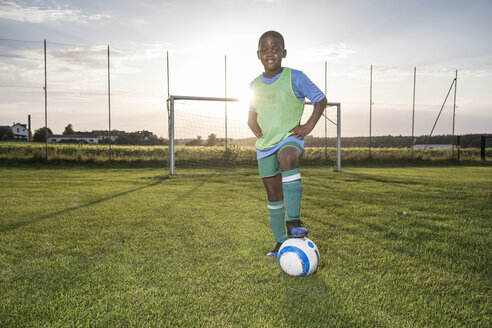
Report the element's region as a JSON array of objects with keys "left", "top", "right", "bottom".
[{"left": 248, "top": 31, "right": 327, "bottom": 257}]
